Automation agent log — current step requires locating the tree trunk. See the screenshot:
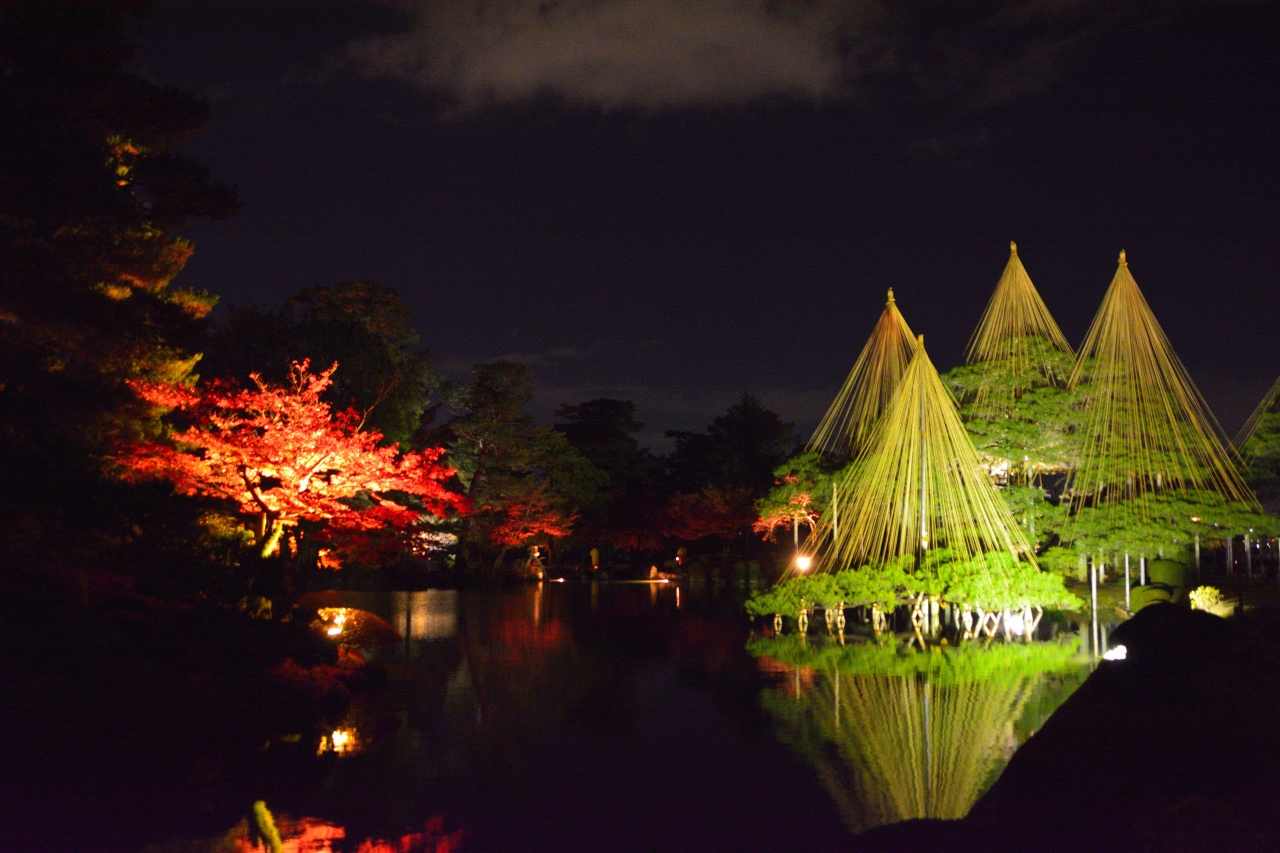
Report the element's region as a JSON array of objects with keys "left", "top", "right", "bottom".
[
  {"left": 494, "top": 543, "right": 512, "bottom": 574},
  {"left": 260, "top": 518, "right": 286, "bottom": 559}
]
